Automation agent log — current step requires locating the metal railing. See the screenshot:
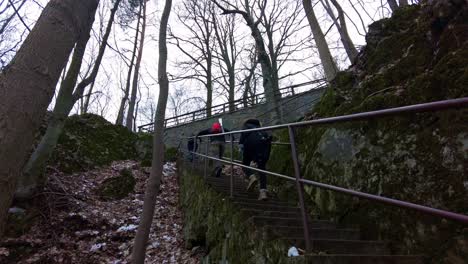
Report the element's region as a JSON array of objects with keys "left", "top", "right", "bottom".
[
  {"left": 138, "top": 79, "right": 326, "bottom": 131},
  {"left": 182, "top": 97, "right": 468, "bottom": 252}
]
